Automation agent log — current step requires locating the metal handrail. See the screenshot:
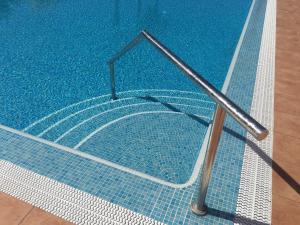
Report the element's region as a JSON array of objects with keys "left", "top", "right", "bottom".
[{"left": 107, "top": 30, "right": 269, "bottom": 215}]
